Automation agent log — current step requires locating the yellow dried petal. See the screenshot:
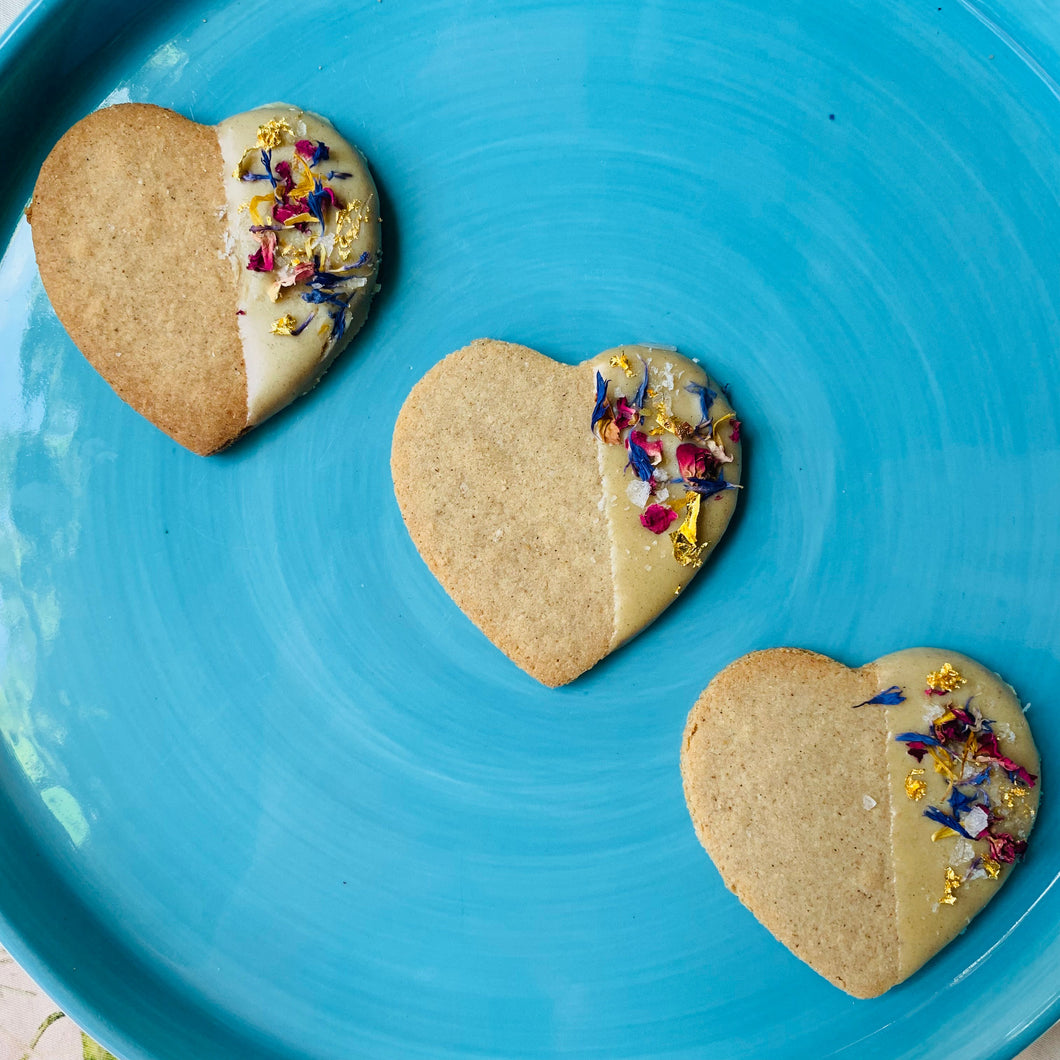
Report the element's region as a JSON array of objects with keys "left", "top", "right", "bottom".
[
  {"left": 246, "top": 193, "right": 276, "bottom": 227},
  {"left": 711, "top": 411, "right": 735, "bottom": 444},
  {"left": 609, "top": 353, "right": 635, "bottom": 378},
  {"left": 256, "top": 118, "right": 292, "bottom": 149},
  {"left": 905, "top": 769, "right": 927, "bottom": 802},
  {"left": 928, "top": 745, "right": 959, "bottom": 783},
  {"left": 926, "top": 662, "right": 966, "bottom": 693},
  {"left": 270, "top": 314, "right": 299, "bottom": 336},
  {"left": 931, "top": 826, "right": 958, "bottom": 842}
]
